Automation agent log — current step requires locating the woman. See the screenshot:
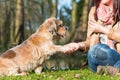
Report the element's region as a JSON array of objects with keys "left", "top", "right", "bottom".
[{"left": 64, "top": 0, "right": 120, "bottom": 75}]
